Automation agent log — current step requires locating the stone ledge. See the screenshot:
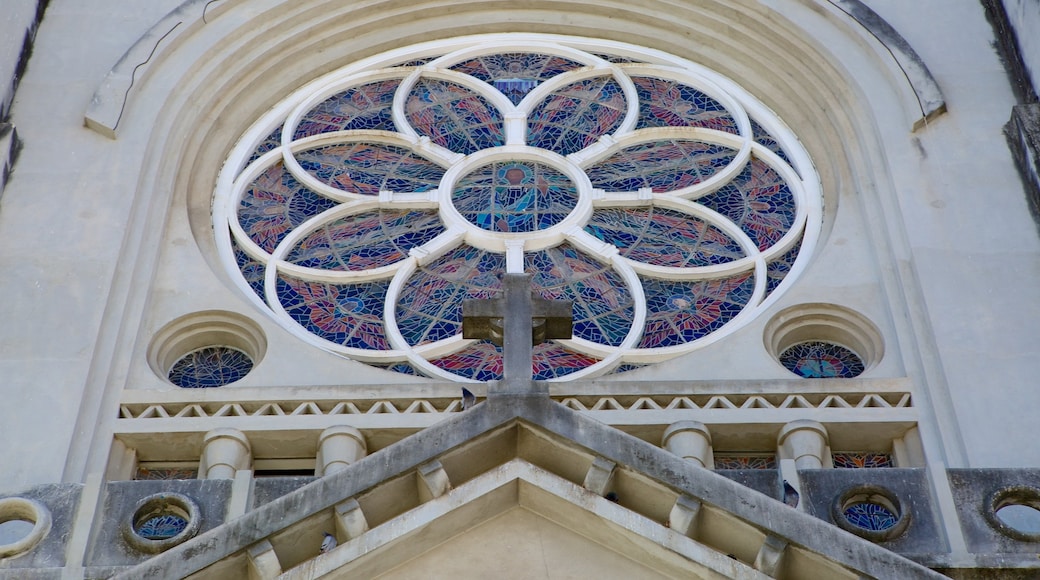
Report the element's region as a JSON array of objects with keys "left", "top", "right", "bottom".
[{"left": 1006, "top": 104, "right": 1040, "bottom": 230}]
